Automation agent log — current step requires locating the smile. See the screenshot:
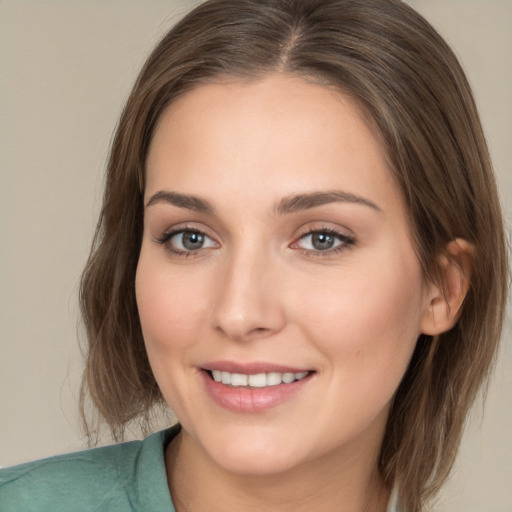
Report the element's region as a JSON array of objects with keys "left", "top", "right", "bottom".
[
  {"left": 201, "top": 365, "right": 315, "bottom": 412},
  {"left": 210, "top": 370, "right": 310, "bottom": 388}
]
